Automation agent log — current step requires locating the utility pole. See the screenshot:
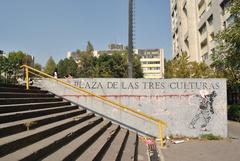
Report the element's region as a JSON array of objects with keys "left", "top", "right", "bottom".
[{"left": 128, "top": 0, "right": 133, "bottom": 78}]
